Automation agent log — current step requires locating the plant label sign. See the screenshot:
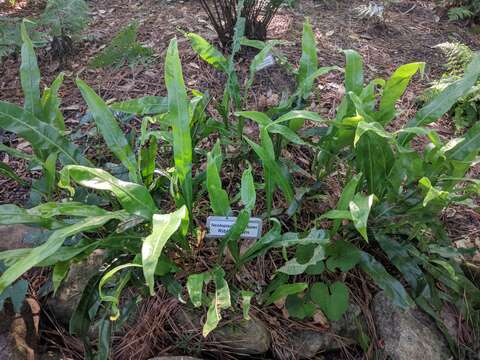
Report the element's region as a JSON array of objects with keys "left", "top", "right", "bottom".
[
  {"left": 257, "top": 53, "right": 275, "bottom": 71},
  {"left": 206, "top": 216, "right": 262, "bottom": 239}
]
